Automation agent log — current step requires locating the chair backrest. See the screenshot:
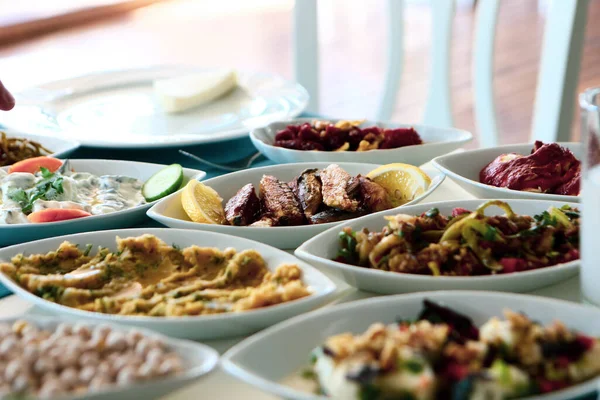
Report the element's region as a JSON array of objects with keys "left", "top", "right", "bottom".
[{"left": 292, "top": 0, "right": 588, "bottom": 147}]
